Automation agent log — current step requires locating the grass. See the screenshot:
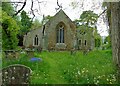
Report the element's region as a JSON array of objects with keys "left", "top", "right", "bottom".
[{"left": 2, "top": 50, "right": 119, "bottom": 84}]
